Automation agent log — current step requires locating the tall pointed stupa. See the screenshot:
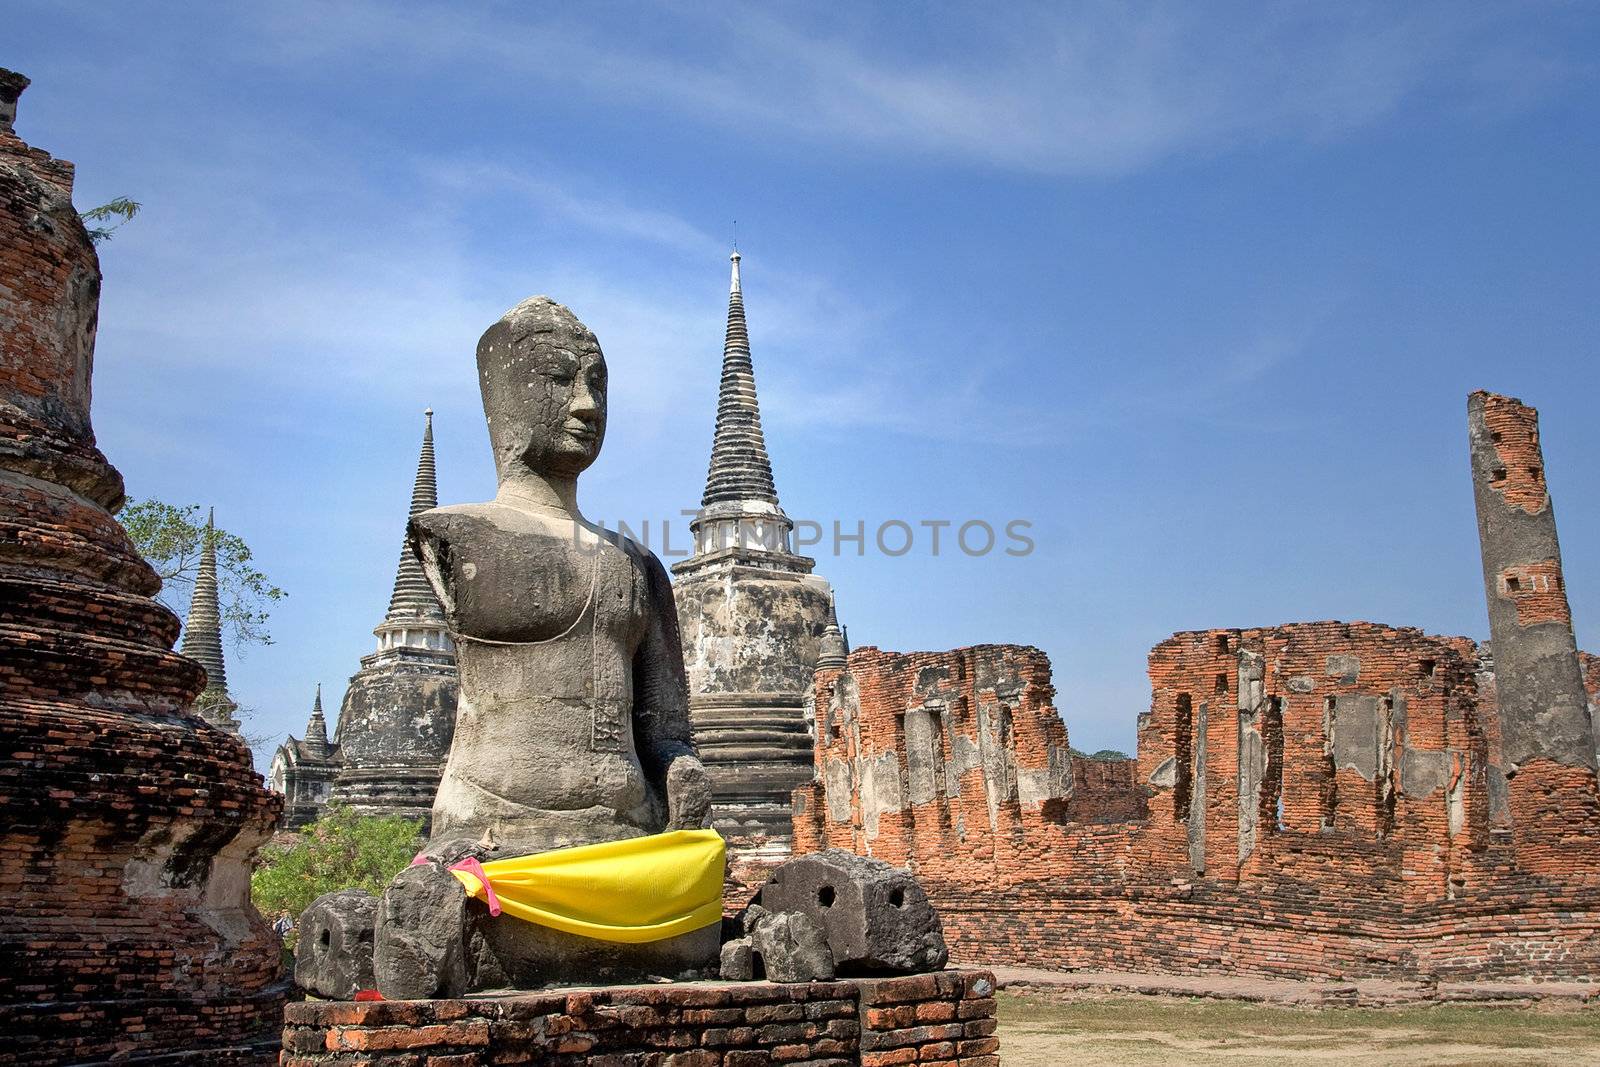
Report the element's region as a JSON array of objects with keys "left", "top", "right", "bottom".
[
  {"left": 701, "top": 250, "right": 781, "bottom": 513},
  {"left": 180, "top": 508, "right": 242, "bottom": 734},
  {"left": 376, "top": 408, "right": 447, "bottom": 650},
  {"left": 672, "top": 251, "right": 836, "bottom": 866},
  {"left": 327, "top": 409, "right": 458, "bottom": 825}
]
